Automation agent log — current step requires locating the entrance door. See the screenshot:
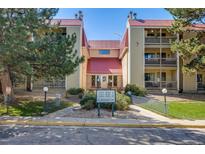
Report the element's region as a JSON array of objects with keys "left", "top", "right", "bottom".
[{"left": 101, "top": 76, "right": 107, "bottom": 88}]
